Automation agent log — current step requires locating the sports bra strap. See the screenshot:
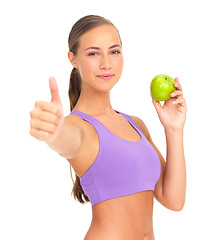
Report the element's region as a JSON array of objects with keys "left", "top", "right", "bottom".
[{"left": 70, "top": 109, "right": 144, "bottom": 142}]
